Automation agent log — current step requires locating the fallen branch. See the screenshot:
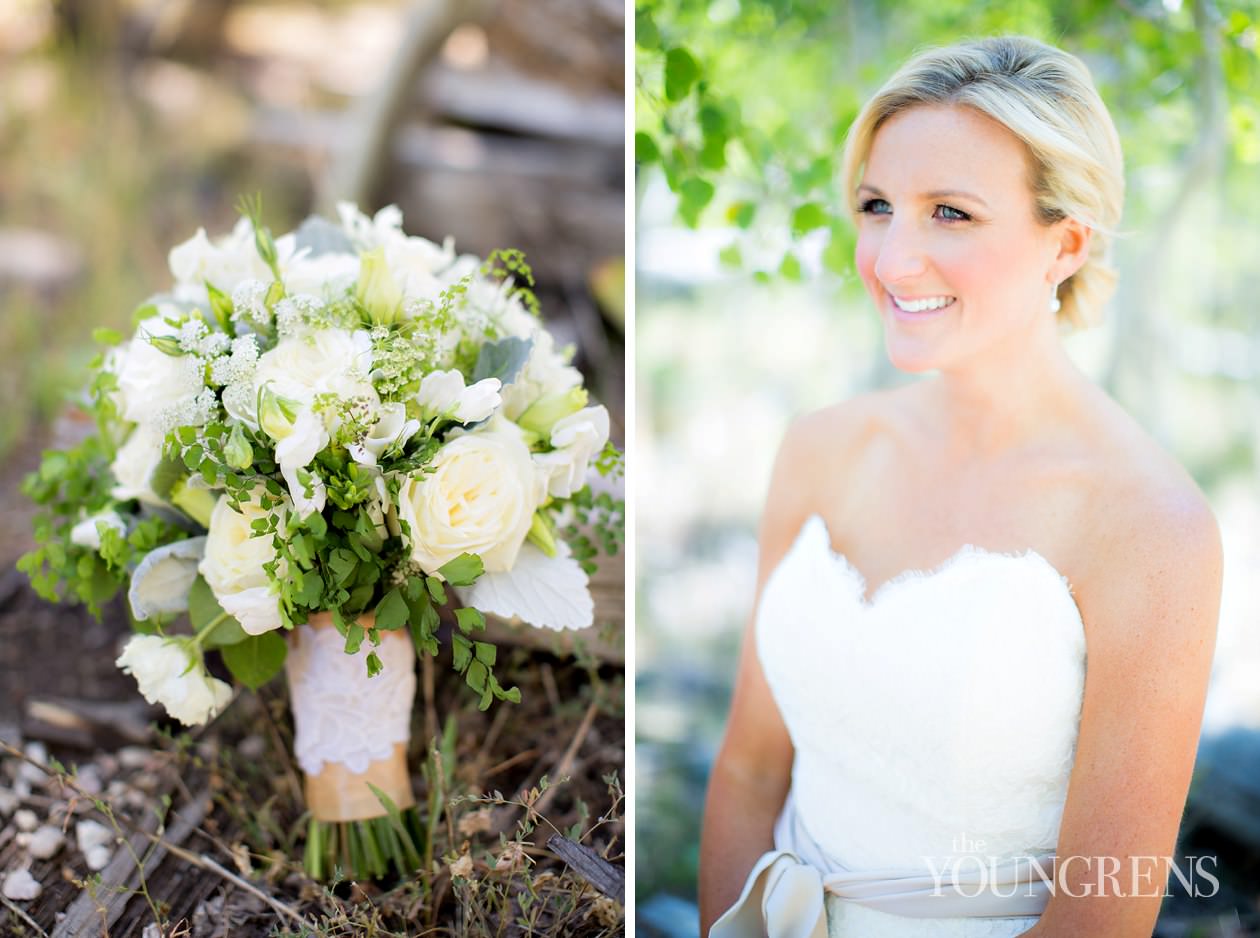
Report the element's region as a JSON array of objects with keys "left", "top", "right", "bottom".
[
  {"left": 544, "top": 833, "right": 624, "bottom": 904},
  {"left": 0, "top": 892, "right": 49, "bottom": 937}
]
